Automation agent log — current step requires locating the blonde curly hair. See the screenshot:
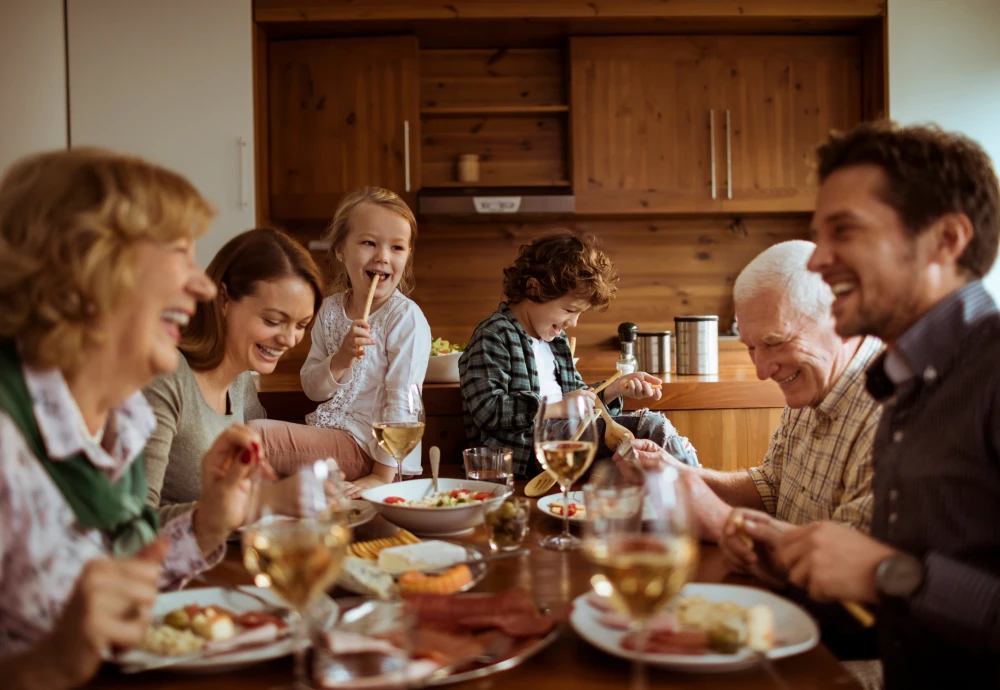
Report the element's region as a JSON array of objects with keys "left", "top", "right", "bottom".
[{"left": 0, "top": 148, "right": 215, "bottom": 377}]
